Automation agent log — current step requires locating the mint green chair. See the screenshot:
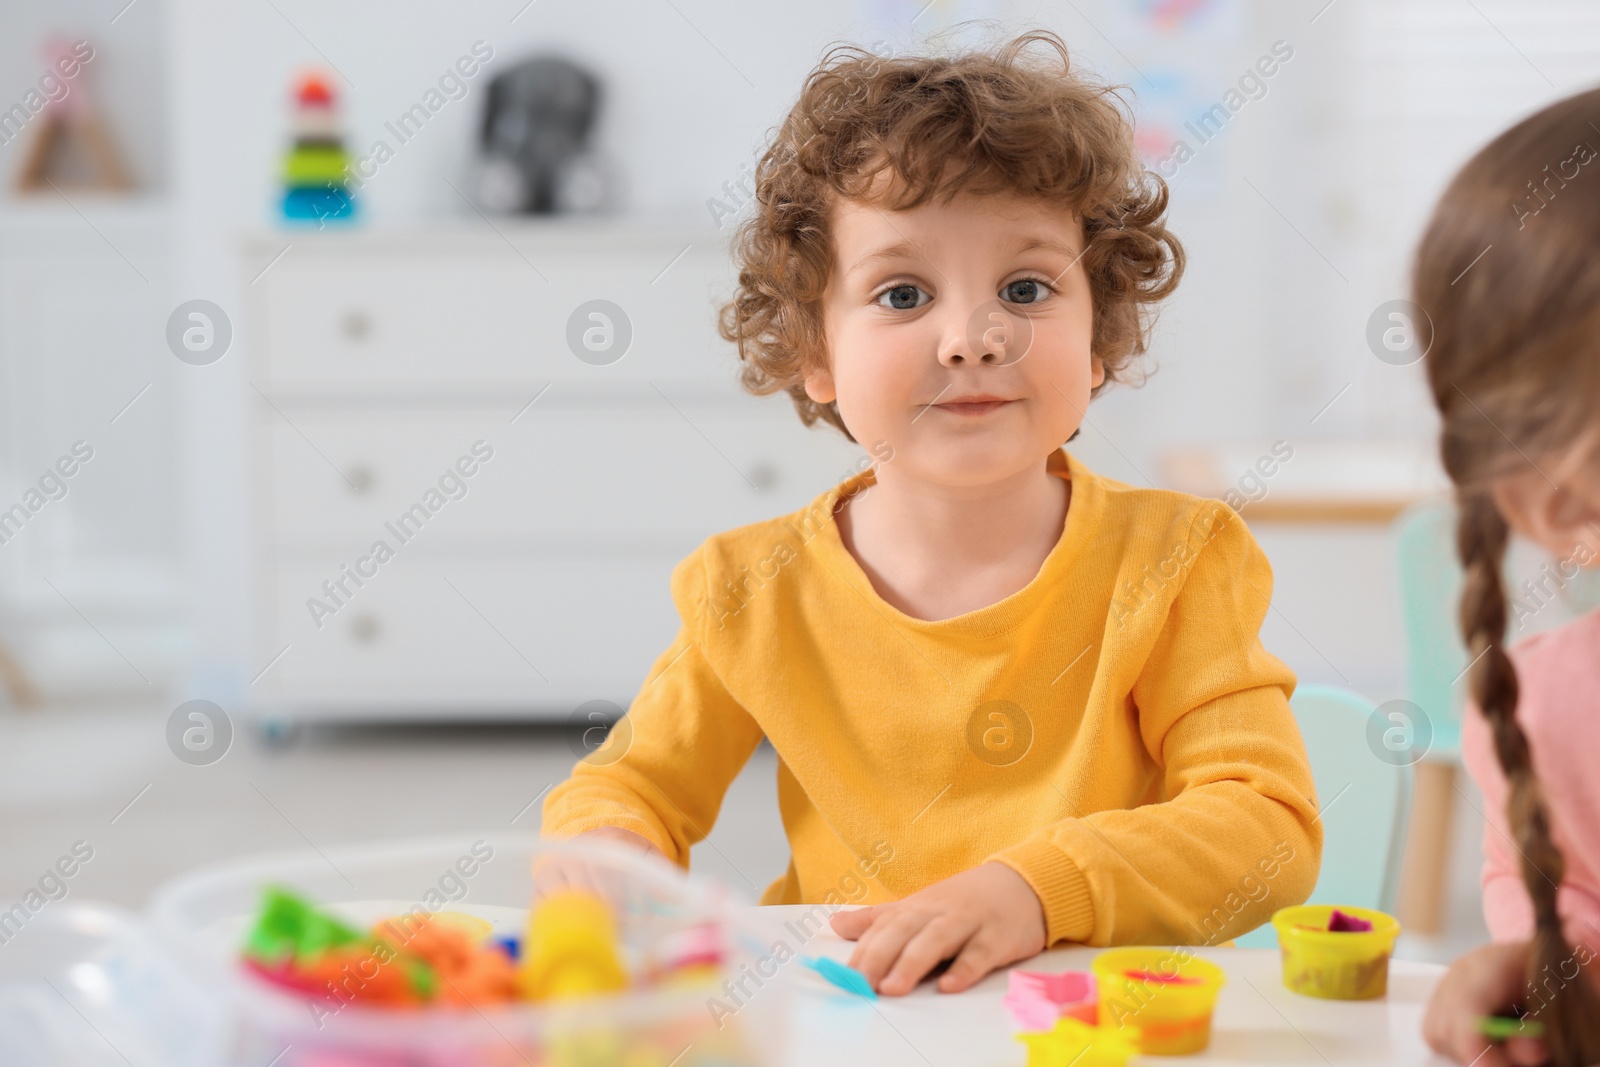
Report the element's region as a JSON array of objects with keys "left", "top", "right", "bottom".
[
  {"left": 1396, "top": 499, "right": 1469, "bottom": 754},
  {"left": 1386, "top": 498, "right": 1472, "bottom": 936},
  {"left": 1235, "top": 686, "right": 1413, "bottom": 947}
]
